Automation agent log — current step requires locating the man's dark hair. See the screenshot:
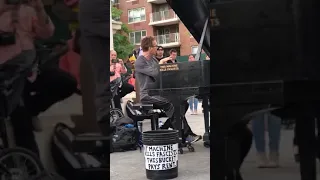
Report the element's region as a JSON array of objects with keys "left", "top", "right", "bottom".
[
  {"left": 141, "top": 36, "right": 156, "bottom": 52},
  {"left": 157, "top": 46, "right": 164, "bottom": 50},
  {"left": 189, "top": 54, "right": 195, "bottom": 57},
  {"left": 73, "top": 28, "right": 81, "bottom": 54},
  {"left": 169, "top": 49, "right": 177, "bottom": 54}
]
